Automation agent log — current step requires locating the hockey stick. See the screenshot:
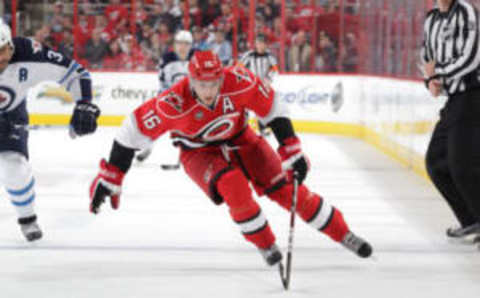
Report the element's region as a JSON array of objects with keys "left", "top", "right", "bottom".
[
  {"left": 279, "top": 172, "right": 299, "bottom": 290},
  {"left": 160, "top": 156, "right": 181, "bottom": 170},
  {"left": 160, "top": 161, "right": 181, "bottom": 170}
]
